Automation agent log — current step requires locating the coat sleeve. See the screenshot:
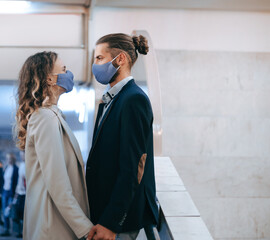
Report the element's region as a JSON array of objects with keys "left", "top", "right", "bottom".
[
  {"left": 98, "top": 93, "right": 153, "bottom": 232},
  {"left": 31, "top": 109, "right": 92, "bottom": 238}
]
